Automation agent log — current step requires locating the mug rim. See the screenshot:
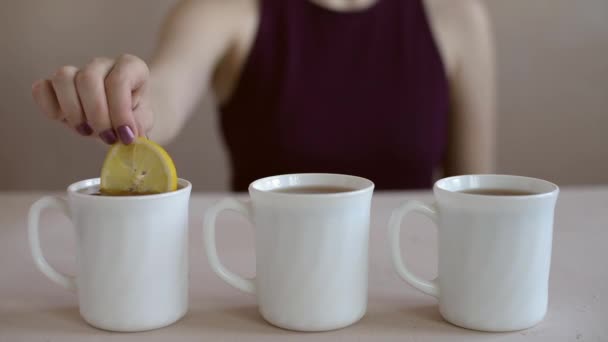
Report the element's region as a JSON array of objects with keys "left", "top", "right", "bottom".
[
  {"left": 434, "top": 174, "right": 559, "bottom": 200},
  {"left": 67, "top": 178, "right": 192, "bottom": 200},
  {"left": 249, "top": 173, "right": 375, "bottom": 198}
]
